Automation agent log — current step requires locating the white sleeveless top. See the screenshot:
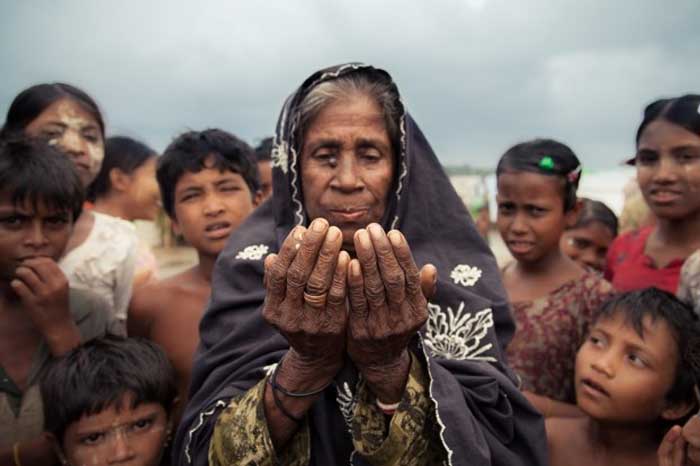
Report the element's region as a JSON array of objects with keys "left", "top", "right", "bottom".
[{"left": 59, "top": 211, "right": 138, "bottom": 335}]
